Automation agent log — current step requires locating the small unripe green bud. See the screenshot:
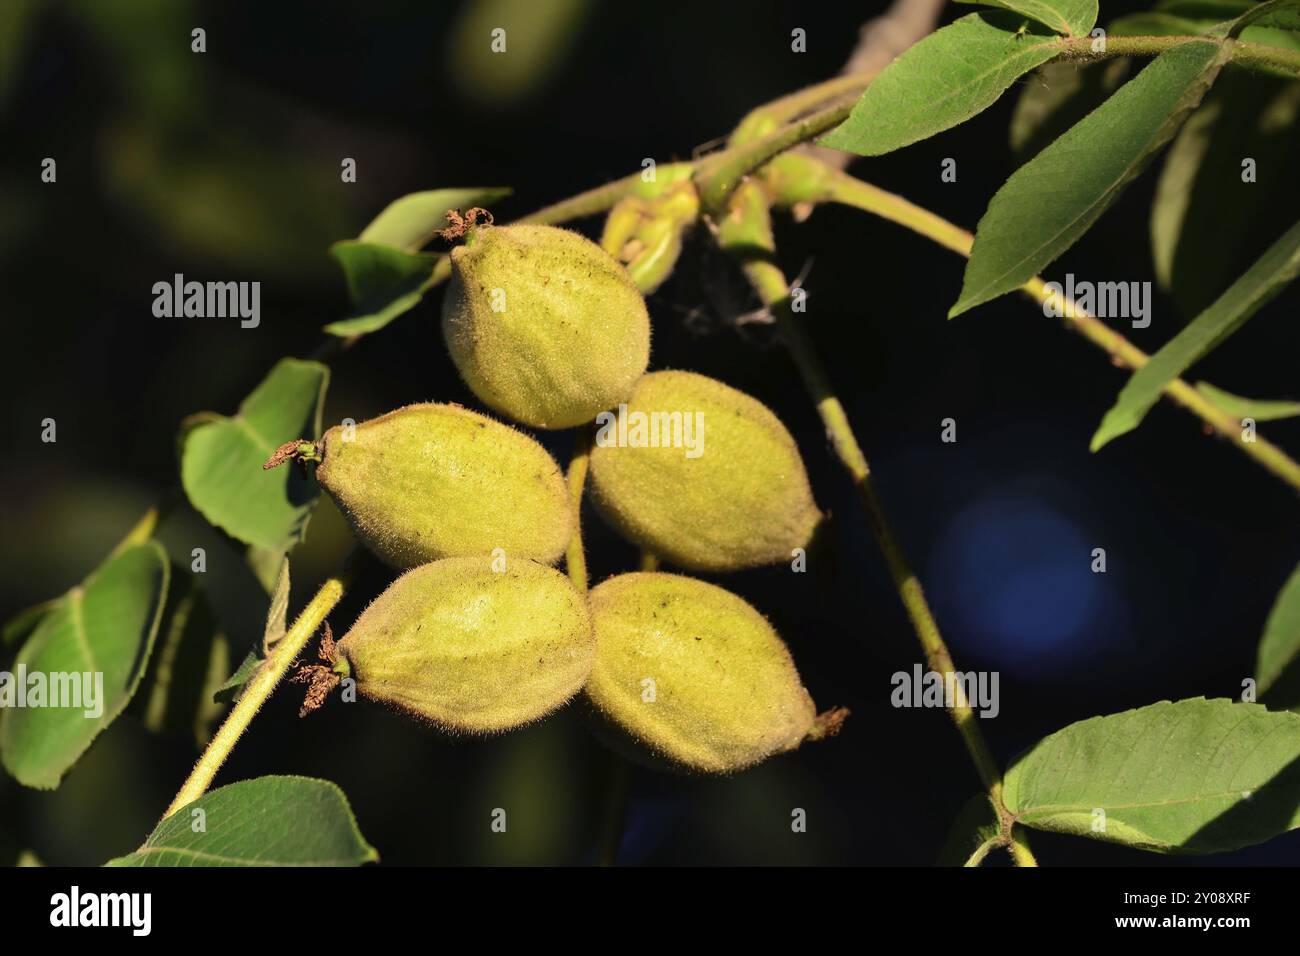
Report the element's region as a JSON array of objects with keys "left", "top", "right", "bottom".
[
  {"left": 315, "top": 403, "right": 572, "bottom": 569},
  {"left": 588, "top": 371, "right": 821, "bottom": 571},
  {"left": 601, "top": 183, "right": 700, "bottom": 294},
  {"left": 338, "top": 556, "right": 595, "bottom": 733},
  {"left": 441, "top": 223, "right": 651, "bottom": 429},
  {"left": 585, "top": 572, "right": 821, "bottom": 773}
]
